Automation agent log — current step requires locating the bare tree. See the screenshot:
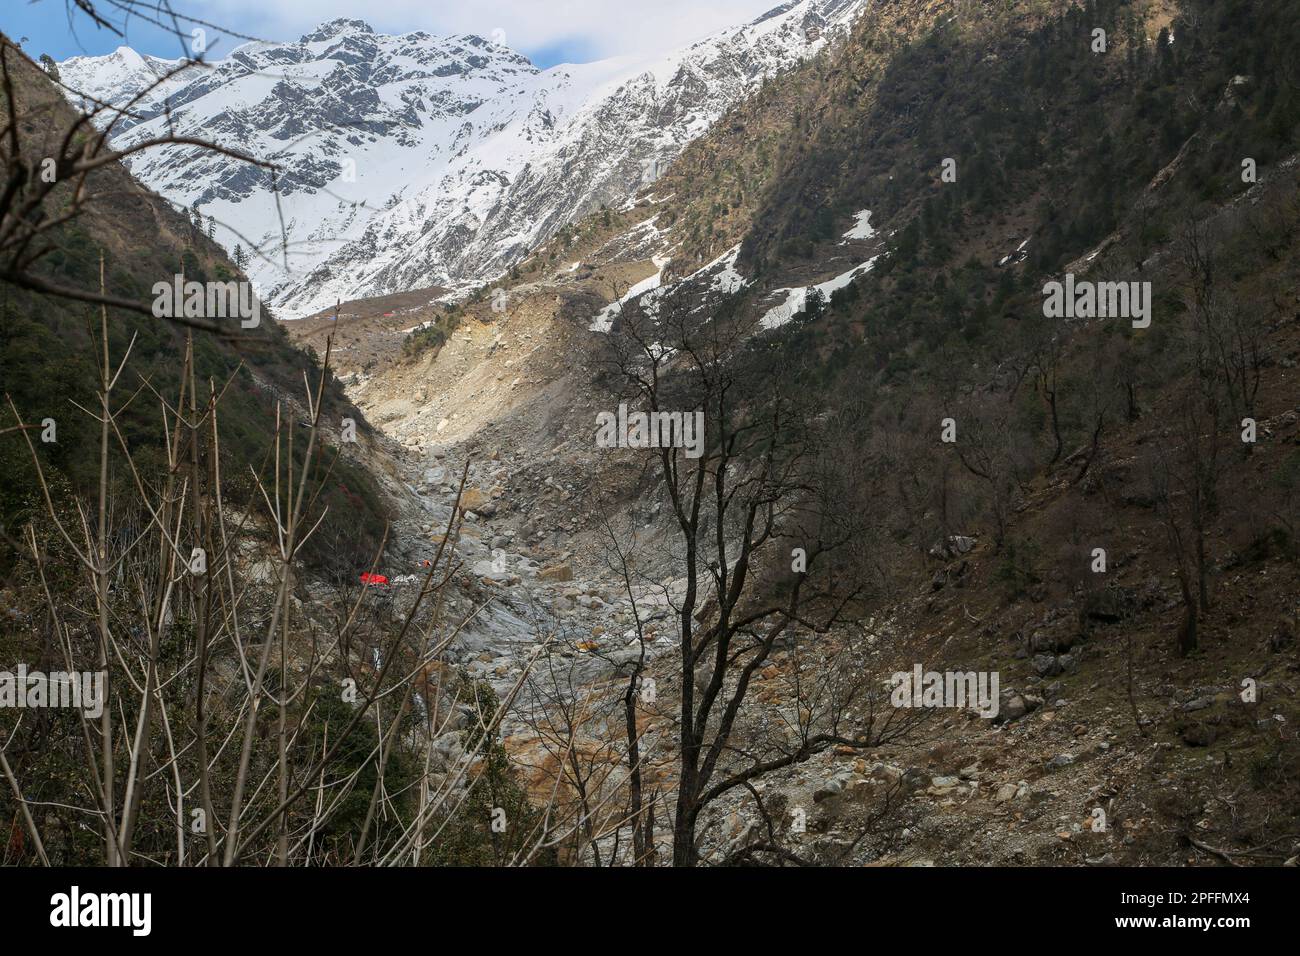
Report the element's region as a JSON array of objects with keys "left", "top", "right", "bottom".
[{"left": 598, "top": 285, "right": 926, "bottom": 866}]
